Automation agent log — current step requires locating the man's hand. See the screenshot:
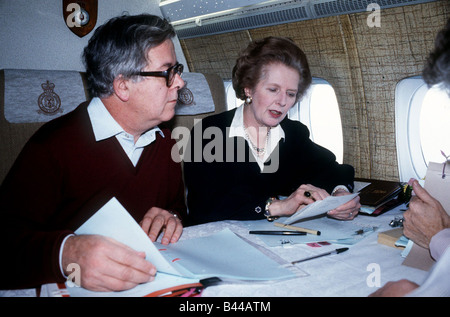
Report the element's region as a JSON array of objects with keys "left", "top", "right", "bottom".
[
  {"left": 403, "top": 179, "right": 450, "bottom": 248},
  {"left": 369, "top": 279, "right": 419, "bottom": 297},
  {"left": 62, "top": 235, "right": 156, "bottom": 292},
  {"left": 140, "top": 207, "right": 183, "bottom": 245}
]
